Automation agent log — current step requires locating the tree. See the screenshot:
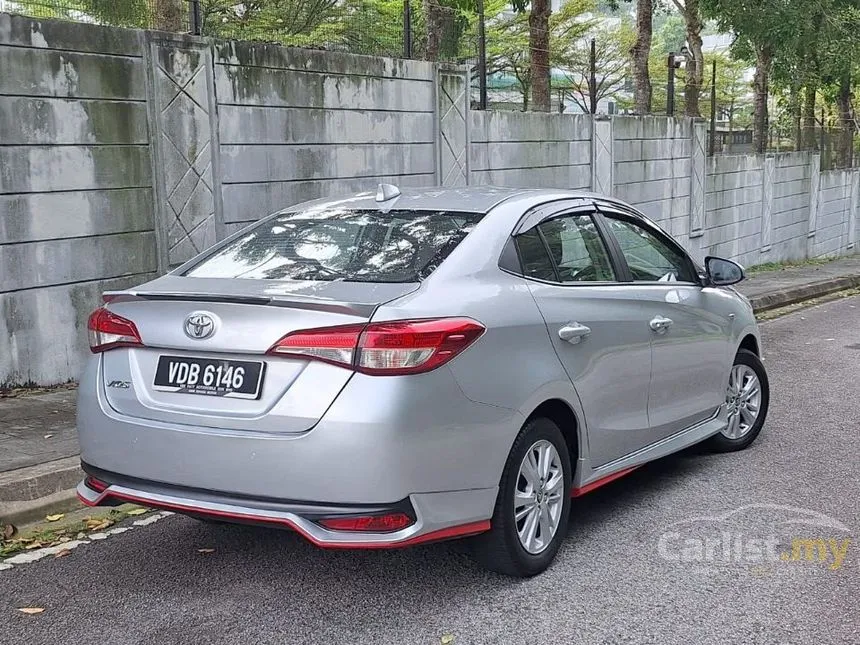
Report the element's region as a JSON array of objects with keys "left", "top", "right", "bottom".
[
  {"left": 485, "top": 7, "right": 533, "bottom": 109},
  {"left": 557, "top": 20, "right": 636, "bottom": 113},
  {"left": 701, "top": 53, "right": 753, "bottom": 150},
  {"left": 630, "top": 0, "right": 654, "bottom": 114},
  {"left": 670, "top": 0, "right": 704, "bottom": 117},
  {"left": 701, "top": 0, "right": 799, "bottom": 153},
  {"left": 511, "top": 0, "right": 553, "bottom": 112},
  {"left": 486, "top": 0, "right": 592, "bottom": 111},
  {"left": 153, "top": 0, "right": 183, "bottom": 31}
]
